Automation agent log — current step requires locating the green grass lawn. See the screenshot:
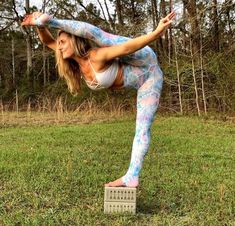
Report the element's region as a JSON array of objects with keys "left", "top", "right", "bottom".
[{"left": 0, "top": 116, "right": 234, "bottom": 225}]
